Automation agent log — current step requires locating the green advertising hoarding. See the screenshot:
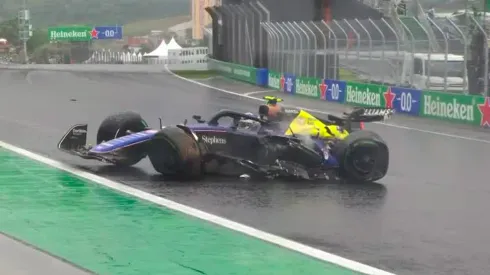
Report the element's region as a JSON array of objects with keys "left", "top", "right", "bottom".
[
  {"left": 295, "top": 76, "right": 321, "bottom": 99},
  {"left": 209, "top": 59, "right": 256, "bottom": 84},
  {"left": 420, "top": 90, "right": 489, "bottom": 126},
  {"left": 268, "top": 71, "right": 282, "bottom": 90},
  {"left": 48, "top": 26, "right": 92, "bottom": 41},
  {"left": 345, "top": 82, "right": 387, "bottom": 108}
]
